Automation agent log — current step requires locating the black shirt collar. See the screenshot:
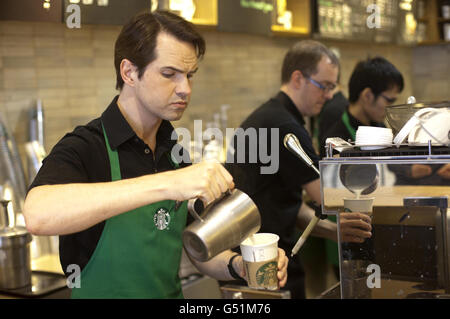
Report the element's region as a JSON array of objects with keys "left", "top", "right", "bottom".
[
  {"left": 275, "top": 91, "right": 305, "bottom": 126},
  {"left": 100, "top": 96, "right": 177, "bottom": 151}
]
